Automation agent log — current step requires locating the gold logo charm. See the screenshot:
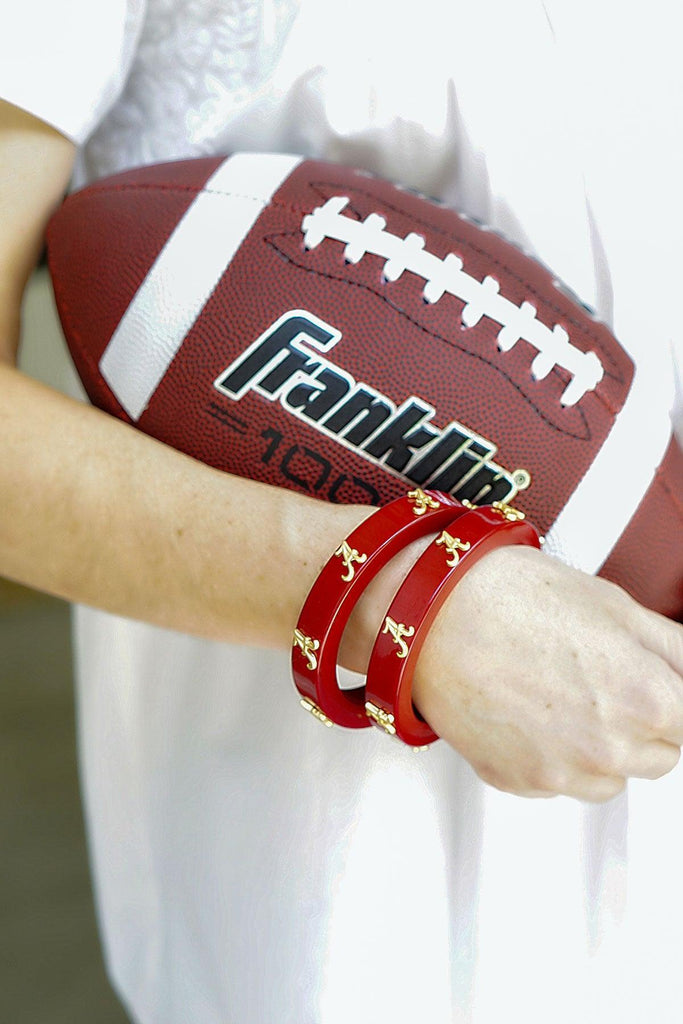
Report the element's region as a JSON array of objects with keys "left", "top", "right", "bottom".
[
  {"left": 334, "top": 540, "right": 368, "bottom": 582},
  {"left": 300, "top": 697, "right": 333, "bottom": 727},
  {"left": 292, "top": 628, "right": 320, "bottom": 671},
  {"left": 492, "top": 501, "right": 525, "bottom": 522},
  {"left": 436, "top": 530, "right": 472, "bottom": 567},
  {"left": 382, "top": 616, "right": 415, "bottom": 659},
  {"left": 365, "top": 701, "right": 397, "bottom": 735},
  {"left": 407, "top": 488, "right": 440, "bottom": 516}
]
